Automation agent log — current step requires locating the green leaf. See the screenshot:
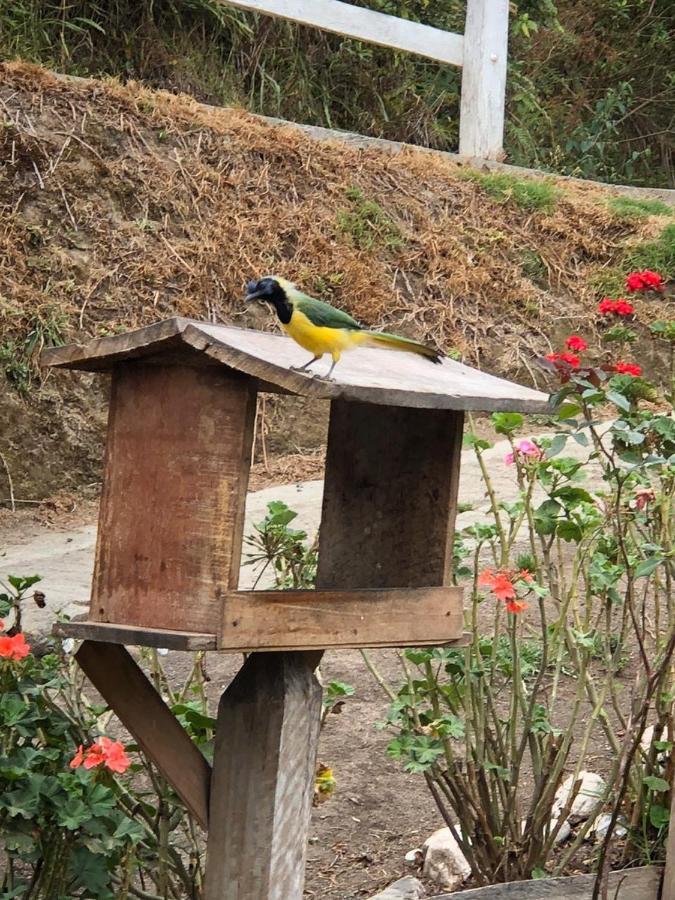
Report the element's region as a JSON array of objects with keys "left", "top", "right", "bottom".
[
  {"left": 634, "top": 556, "right": 665, "bottom": 578},
  {"left": 606, "top": 390, "right": 631, "bottom": 412},
  {"left": 643, "top": 775, "right": 670, "bottom": 793},
  {"left": 491, "top": 412, "right": 524, "bottom": 436},
  {"left": 556, "top": 402, "right": 582, "bottom": 421},
  {"left": 649, "top": 804, "right": 670, "bottom": 829},
  {"left": 556, "top": 520, "right": 583, "bottom": 543},
  {"left": 545, "top": 434, "right": 568, "bottom": 458}
]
